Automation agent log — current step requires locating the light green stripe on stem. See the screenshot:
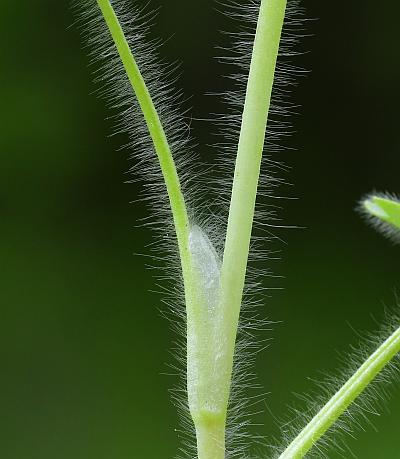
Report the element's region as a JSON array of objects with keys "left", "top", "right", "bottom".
[
  {"left": 96, "top": 0, "right": 191, "bottom": 282},
  {"left": 94, "top": 3, "right": 218, "bottom": 456},
  {"left": 187, "top": 2, "right": 288, "bottom": 457},
  {"left": 279, "top": 325, "right": 400, "bottom": 458},
  {"left": 221, "top": 0, "right": 287, "bottom": 344},
  {"left": 96, "top": 1, "right": 288, "bottom": 458},
  {"left": 218, "top": 0, "right": 287, "bottom": 412}
]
